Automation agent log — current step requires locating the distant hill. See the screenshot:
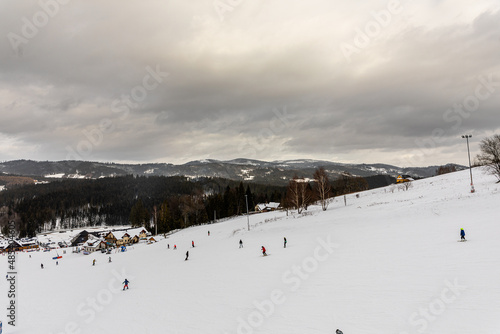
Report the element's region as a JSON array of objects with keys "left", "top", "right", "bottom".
[{"left": 0, "top": 159, "right": 466, "bottom": 186}]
